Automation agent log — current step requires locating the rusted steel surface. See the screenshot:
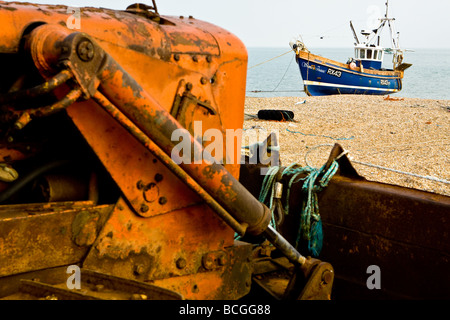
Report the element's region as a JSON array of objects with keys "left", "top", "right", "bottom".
[
  {"left": 67, "top": 98, "right": 204, "bottom": 220},
  {"left": 25, "top": 24, "right": 269, "bottom": 237},
  {"left": 239, "top": 150, "right": 450, "bottom": 299},
  {"left": 92, "top": 52, "right": 270, "bottom": 236},
  {"left": 14, "top": 88, "right": 83, "bottom": 130},
  {"left": 3, "top": 1, "right": 448, "bottom": 301},
  {"left": 0, "top": 4, "right": 260, "bottom": 300},
  {"left": 5, "top": 269, "right": 183, "bottom": 300},
  {"left": 0, "top": 70, "right": 73, "bottom": 105},
  {"left": 0, "top": 201, "right": 113, "bottom": 277},
  {"left": 90, "top": 90, "right": 247, "bottom": 235},
  {"left": 82, "top": 198, "right": 251, "bottom": 300},
  {"left": 18, "top": 20, "right": 257, "bottom": 233},
  {"left": 0, "top": 2, "right": 248, "bottom": 176},
  {"left": 319, "top": 176, "right": 450, "bottom": 299}
]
